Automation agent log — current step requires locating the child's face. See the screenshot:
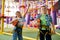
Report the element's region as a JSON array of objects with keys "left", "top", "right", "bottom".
[
  {"left": 16, "top": 13, "right": 21, "bottom": 17},
  {"left": 41, "top": 7, "right": 47, "bottom": 14}
]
